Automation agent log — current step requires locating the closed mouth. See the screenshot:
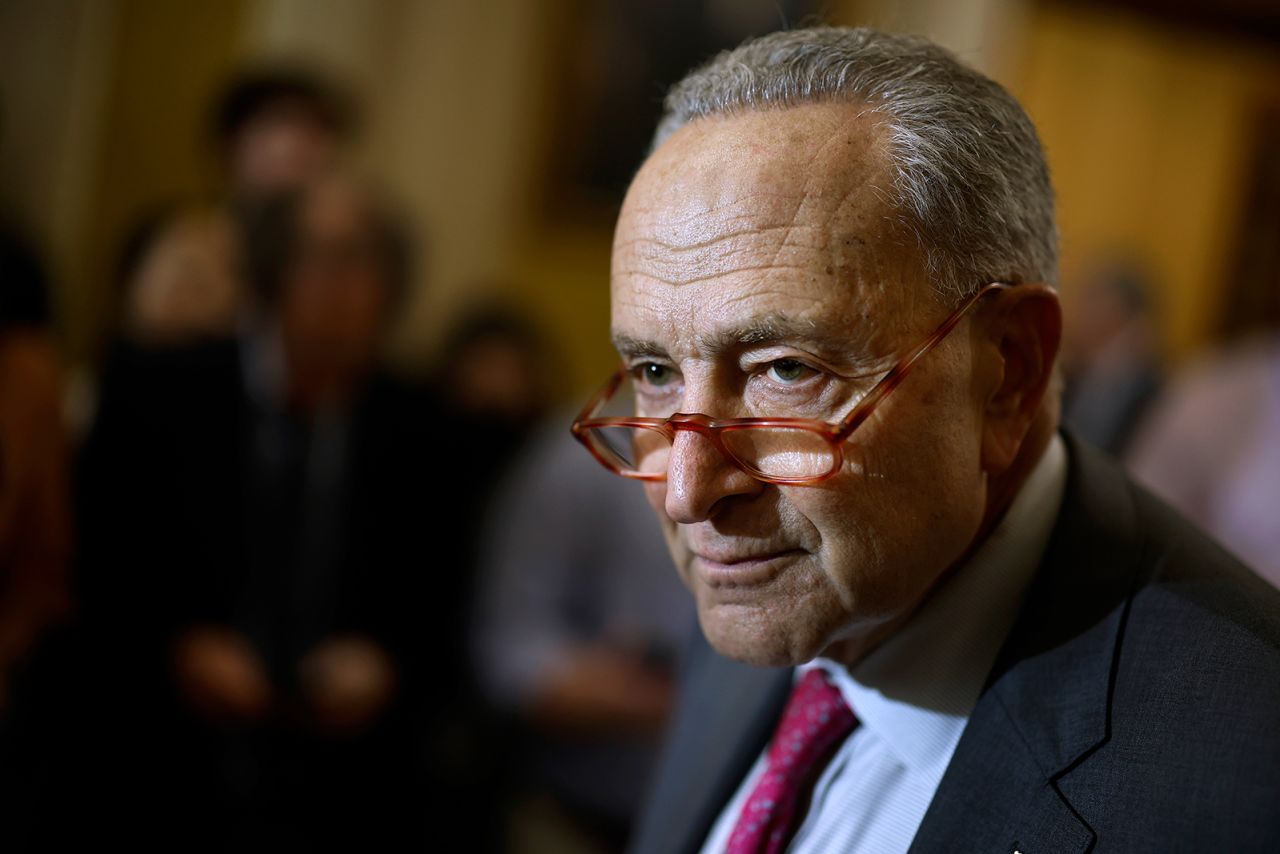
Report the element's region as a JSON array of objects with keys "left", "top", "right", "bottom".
[{"left": 690, "top": 548, "right": 805, "bottom": 586}]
